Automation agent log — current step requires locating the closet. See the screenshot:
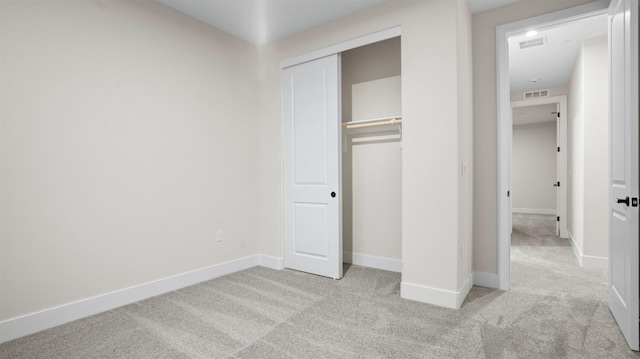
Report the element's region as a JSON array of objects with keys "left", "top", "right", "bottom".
[
  {"left": 341, "top": 37, "right": 402, "bottom": 272},
  {"left": 282, "top": 35, "right": 402, "bottom": 279}
]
